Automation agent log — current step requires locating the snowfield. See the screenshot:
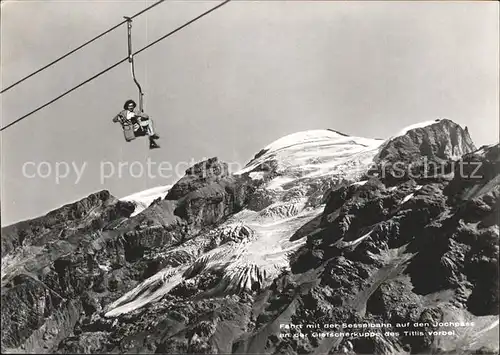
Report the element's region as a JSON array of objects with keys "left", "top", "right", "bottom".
[
  {"left": 105, "top": 129, "right": 385, "bottom": 316},
  {"left": 119, "top": 184, "right": 172, "bottom": 216}
]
